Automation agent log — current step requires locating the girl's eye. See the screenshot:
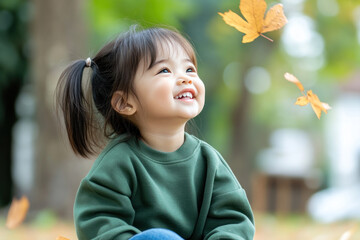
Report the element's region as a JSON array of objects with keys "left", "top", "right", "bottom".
[
  {"left": 158, "top": 68, "right": 170, "bottom": 74},
  {"left": 186, "top": 67, "right": 196, "bottom": 73}
]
